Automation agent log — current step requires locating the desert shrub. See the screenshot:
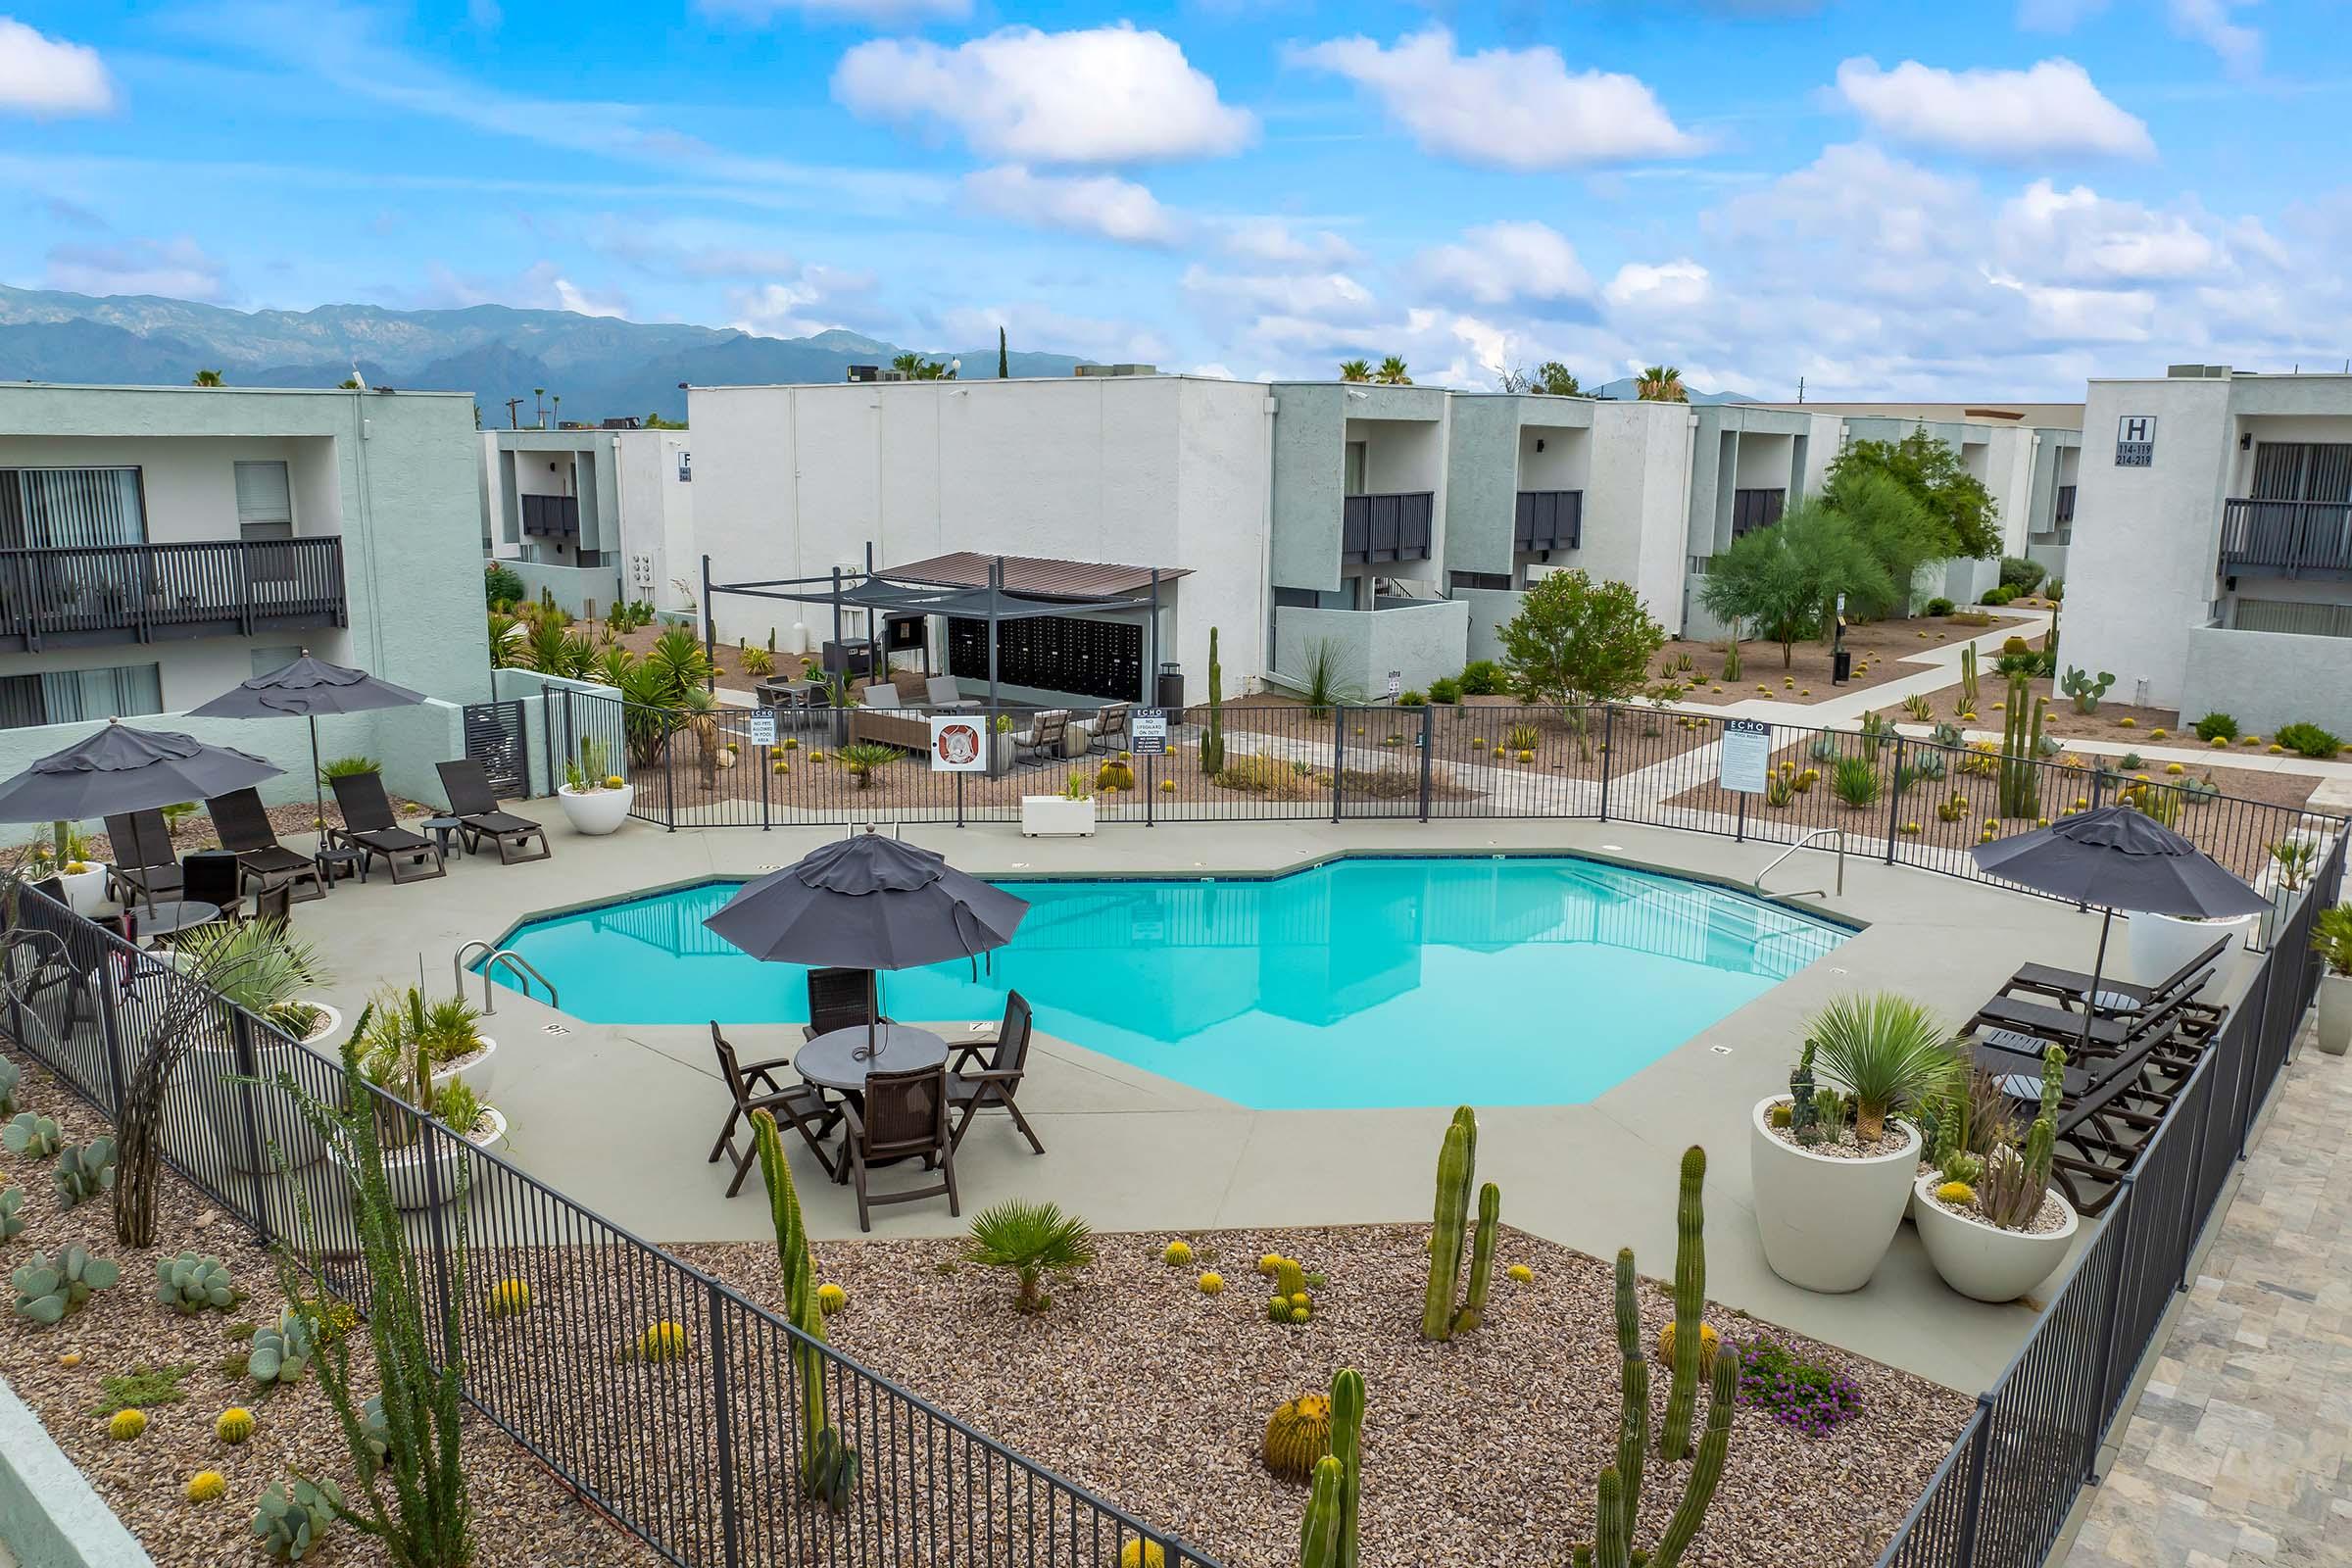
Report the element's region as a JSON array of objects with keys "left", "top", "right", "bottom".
[
  {"left": 1397, "top": 689, "right": 1427, "bottom": 708},
  {"left": 1212, "top": 756, "right": 1319, "bottom": 799},
  {"left": 1456, "top": 660, "right": 1505, "bottom": 697},
  {"left": 1427, "top": 676, "right": 1461, "bottom": 704},
  {"left": 1997, "top": 557, "right": 2046, "bottom": 594},
  {"left": 1922, "top": 597, "right": 1954, "bottom": 616},
  {"left": 2274, "top": 721, "right": 2343, "bottom": 759},
  {"left": 2192, "top": 711, "right": 2239, "bottom": 742},
  {"left": 1981, "top": 584, "right": 2017, "bottom": 606},
  {"left": 483, "top": 563, "right": 524, "bottom": 608},
  {"left": 1734, "top": 1339, "right": 1864, "bottom": 1436},
  {"left": 1831, "top": 756, "right": 1883, "bottom": 807}
]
